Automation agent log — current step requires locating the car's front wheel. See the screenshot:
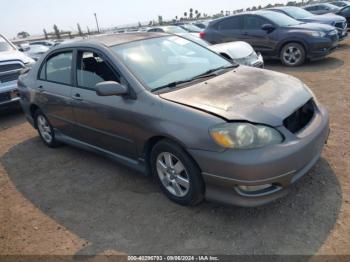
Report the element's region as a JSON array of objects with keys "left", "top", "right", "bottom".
[
  {"left": 35, "top": 110, "right": 60, "bottom": 148},
  {"left": 151, "top": 140, "right": 204, "bottom": 206},
  {"left": 280, "top": 42, "right": 306, "bottom": 67}
]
